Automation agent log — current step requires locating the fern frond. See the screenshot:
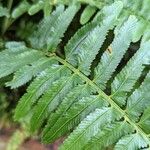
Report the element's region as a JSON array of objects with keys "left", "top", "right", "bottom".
[
  {"left": 139, "top": 106, "right": 150, "bottom": 134},
  {"left": 0, "top": 48, "right": 43, "bottom": 78},
  {"left": 65, "top": 1, "right": 122, "bottom": 68},
  {"left": 28, "top": 5, "right": 64, "bottom": 50},
  {"left": 46, "top": 4, "right": 80, "bottom": 51},
  {"left": 28, "top": 0, "right": 44, "bottom": 15},
  {"left": 65, "top": 22, "right": 97, "bottom": 66},
  {"left": 80, "top": 5, "right": 97, "bottom": 25},
  {"left": 114, "top": 133, "right": 148, "bottom": 150},
  {"left": 5, "top": 41, "right": 26, "bottom": 49},
  {"left": 78, "top": 0, "right": 150, "bottom": 44},
  {"left": 14, "top": 65, "right": 71, "bottom": 120},
  {"left": 84, "top": 122, "right": 133, "bottom": 150},
  {"left": 29, "top": 4, "right": 80, "bottom": 52},
  {"left": 1, "top": 1, "right": 150, "bottom": 149},
  {"left": 42, "top": 94, "right": 108, "bottom": 143},
  {"left": 11, "top": 0, "right": 52, "bottom": 19},
  {"left": 47, "top": 84, "right": 92, "bottom": 122},
  {"left": 65, "top": 1, "right": 123, "bottom": 75},
  {"left": 12, "top": 0, "right": 30, "bottom": 19},
  {"left": 111, "top": 42, "right": 150, "bottom": 106},
  {"left": 6, "top": 57, "right": 56, "bottom": 88},
  {"left": 94, "top": 16, "right": 137, "bottom": 90},
  {"left": 0, "top": 42, "right": 28, "bottom": 61},
  {"left": 126, "top": 71, "right": 150, "bottom": 121},
  {"left": 42, "top": 84, "right": 93, "bottom": 139},
  {"left": 59, "top": 108, "right": 118, "bottom": 150},
  {"left": 30, "top": 74, "right": 81, "bottom": 132}
]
